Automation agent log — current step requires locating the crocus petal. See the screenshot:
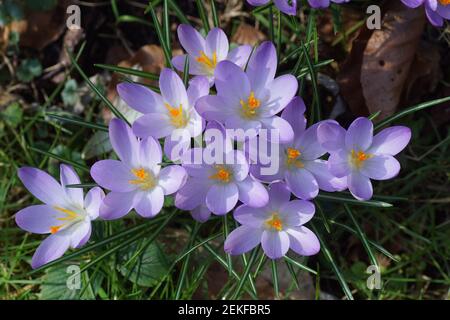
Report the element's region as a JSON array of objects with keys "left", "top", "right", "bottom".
[
  {"left": 317, "top": 120, "right": 346, "bottom": 152},
  {"left": 304, "top": 160, "right": 348, "bottom": 192},
  {"left": 84, "top": 187, "right": 105, "bottom": 220},
  {"left": 228, "top": 150, "right": 250, "bottom": 182},
  {"left": 195, "top": 95, "right": 234, "bottom": 123},
  {"left": 267, "top": 182, "right": 291, "bottom": 209},
  {"left": 224, "top": 226, "right": 263, "bottom": 255},
  {"left": 158, "top": 165, "right": 187, "bottom": 195},
  {"left": 296, "top": 123, "right": 327, "bottom": 160},
  {"left": 187, "top": 76, "right": 210, "bottom": 107},
  {"left": 348, "top": 172, "right": 373, "bottom": 201},
  {"left": 360, "top": 155, "right": 400, "bottom": 181},
  {"left": 345, "top": 117, "right": 373, "bottom": 151},
  {"left": 234, "top": 204, "right": 267, "bottom": 228},
  {"left": 285, "top": 168, "right": 319, "bottom": 200},
  {"left": 99, "top": 191, "right": 136, "bottom": 220},
  {"left": 368, "top": 126, "right": 411, "bottom": 156},
  {"left": 286, "top": 226, "right": 320, "bottom": 256},
  {"left": 206, "top": 27, "right": 229, "bottom": 61},
  {"left": 308, "top": 0, "right": 331, "bottom": 8},
  {"left": 69, "top": 221, "right": 91, "bottom": 248},
  {"left": 175, "top": 178, "right": 209, "bottom": 210},
  {"left": 133, "top": 113, "right": 174, "bottom": 139},
  {"left": 117, "top": 82, "right": 164, "bottom": 114},
  {"left": 237, "top": 176, "right": 269, "bottom": 208},
  {"left": 206, "top": 183, "right": 239, "bottom": 215},
  {"left": 214, "top": 61, "right": 251, "bottom": 103},
  {"left": 281, "top": 97, "right": 307, "bottom": 136},
  {"left": 246, "top": 41, "right": 277, "bottom": 93},
  {"left": 59, "top": 164, "right": 83, "bottom": 207},
  {"left": 164, "top": 132, "right": 191, "bottom": 162},
  {"left": 274, "top": 0, "right": 297, "bottom": 15},
  {"left": 177, "top": 24, "right": 206, "bottom": 56},
  {"left": 400, "top": 0, "right": 424, "bottom": 8},
  {"left": 328, "top": 149, "right": 351, "bottom": 178},
  {"left": 425, "top": 2, "right": 444, "bottom": 26},
  {"left": 172, "top": 54, "right": 206, "bottom": 76},
  {"left": 191, "top": 205, "right": 211, "bottom": 223},
  {"left": 134, "top": 187, "right": 164, "bottom": 218},
  {"left": 31, "top": 233, "right": 71, "bottom": 269},
  {"left": 159, "top": 68, "right": 189, "bottom": 109},
  {"left": 18, "top": 167, "right": 67, "bottom": 207},
  {"left": 224, "top": 116, "right": 261, "bottom": 141},
  {"left": 109, "top": 118, "right": 139, "bottom": 166},
  {"left": 279, "top": 200, "right": 315, "bottom": 226},
  {"left": 261, "top": 75, "right": 298, "bottom": 117},
  {"left": 261, "top": 230, "right": 290, "bottom": 259},
  {"left": 90, "top": 160, "right": 136, "bottom": 192},
  {"left": 16, "top": 205, "right": 64, "bottom": 234},
  {"left": 227, "top": 45, "right": 252, "bottom": 68},
  {"left": 139, "top": 137, "right": 163, "bottom": 170},
  {"left": 74, "top": 223, "right": 92, "bottom": 248},
  {"left": 260, "top": 116, "right": 294, "bottom": 144},
  {"left": 247, "top": 0, "right": 270, "bottom": 6}
]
